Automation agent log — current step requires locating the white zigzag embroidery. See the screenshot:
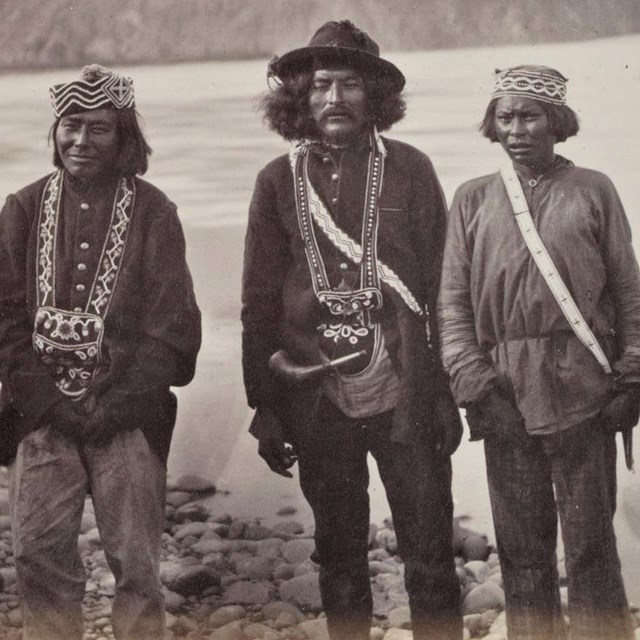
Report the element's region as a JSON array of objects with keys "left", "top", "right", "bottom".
[
  {"left": 289, "top": 145, "right": 424, "bottom": 317},
  {"left": 37, "top": 171, "right": 63, "bottom": 307},
  {"left": 88, "top": 180, "right": 134, "bottom": 316},
  {"left": 50, "top": 77, "right": 134, "bottom": 117}
]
